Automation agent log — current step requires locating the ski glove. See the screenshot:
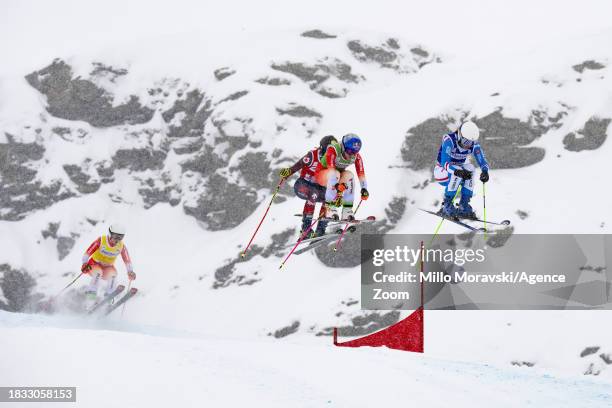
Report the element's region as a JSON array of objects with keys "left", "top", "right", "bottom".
[
  {"left": 279, "top": 168, "right": 292, "bottom": 179},
  {"left": 334, "top": 183, "right": 348, "bottom": 192},
  {"left": 81, "top": 263, "right": 92, "bottom": 273},
  {"left": 454, "top": 169, "right": 472, "bottom": 180},
  {"left": 361, "top": 188, "right": 369, "bottom": 200},
  {"left": 128, "top": 271, "right": 136, "bottom": 281},
  {"left": 480, "top": 171, "right": 489, "bottom": 183}
]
